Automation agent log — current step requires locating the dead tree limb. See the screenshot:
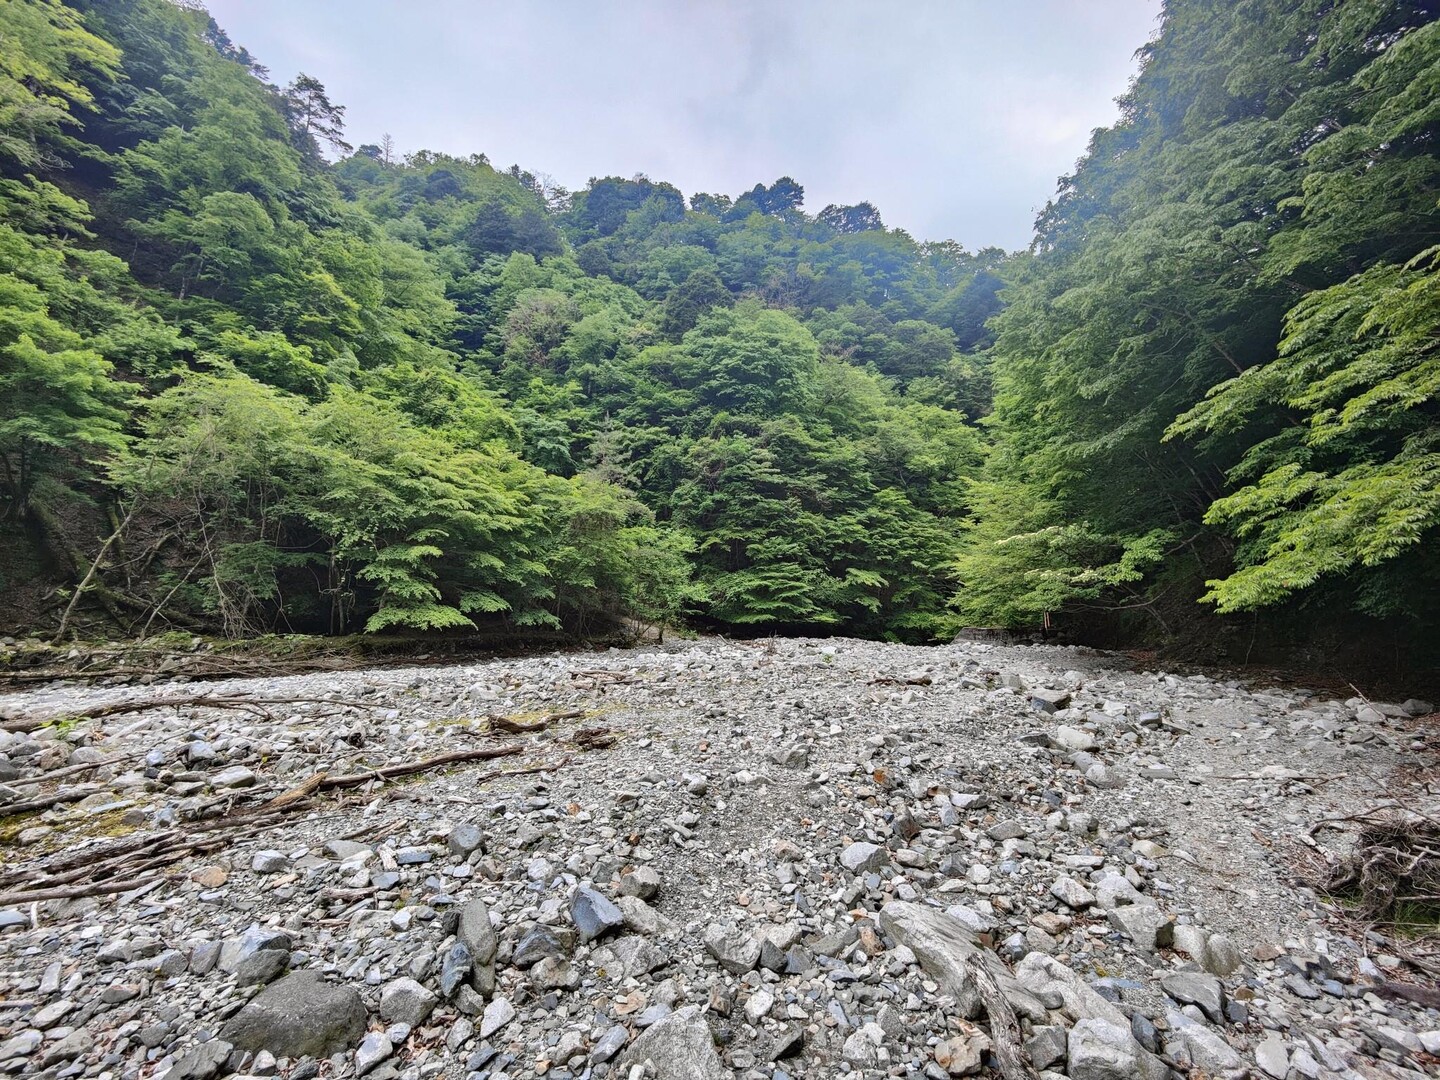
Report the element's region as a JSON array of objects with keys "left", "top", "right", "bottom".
[
  {"left": 963, "top": 954, "right": 1038, "bottom": 1080},
  {"left": 317, "top": 744, "right": 524, "bottom": 790}
]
